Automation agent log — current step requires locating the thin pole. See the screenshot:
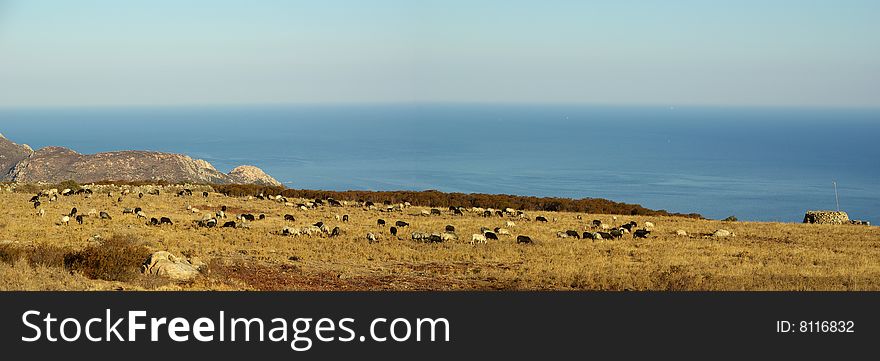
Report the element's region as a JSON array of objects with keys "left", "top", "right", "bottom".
[{"left": 833, "top": 180, "right": 840, "bottom": 212}]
